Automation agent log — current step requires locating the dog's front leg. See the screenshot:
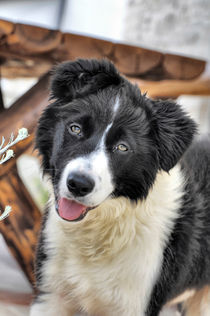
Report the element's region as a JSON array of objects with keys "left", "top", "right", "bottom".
[{"left": 30, "top": 293, "right": 76, "bottom": 316}]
